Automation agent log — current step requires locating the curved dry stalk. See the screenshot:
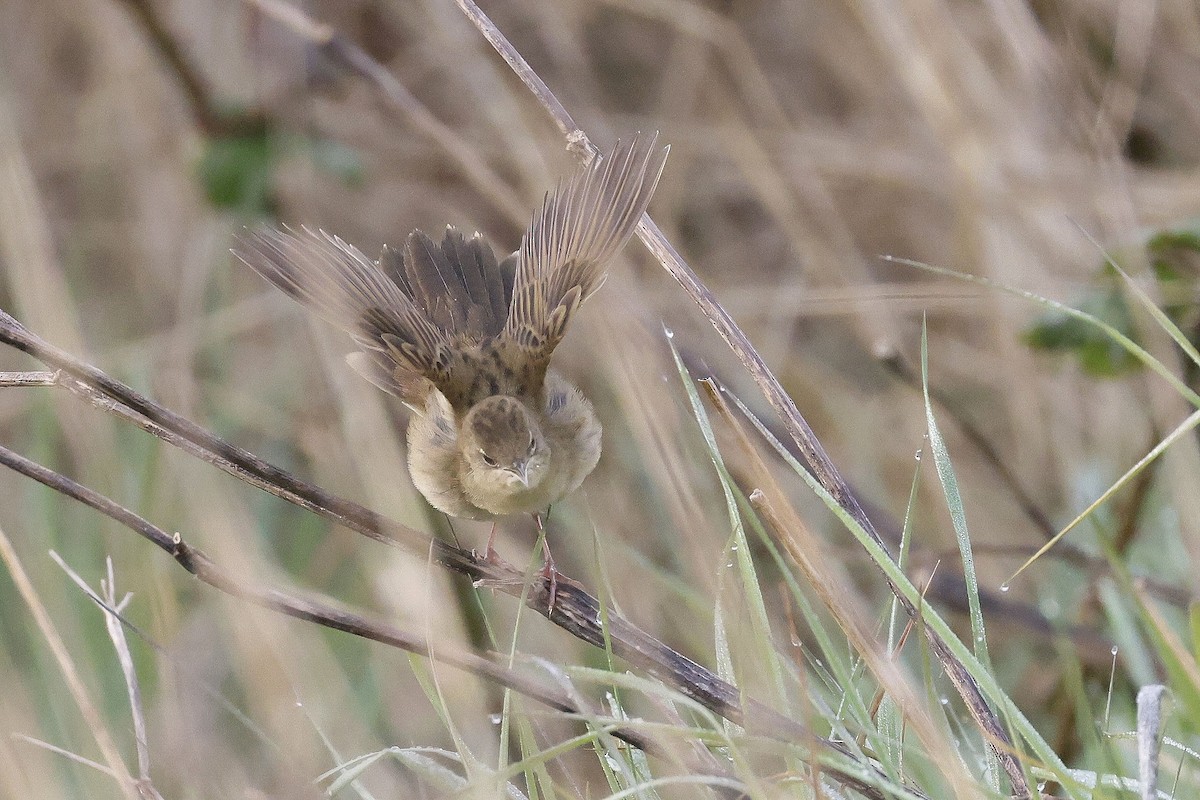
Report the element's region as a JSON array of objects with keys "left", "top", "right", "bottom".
[
  {"left": 0, "top": 439, "right": 722, "bottom": 784},
  {"left": 0, "top": 309, "right": 909, "bottom": 800},
  {"left": 447, "top": 0, "right": 1028, "bottom": 795}
]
